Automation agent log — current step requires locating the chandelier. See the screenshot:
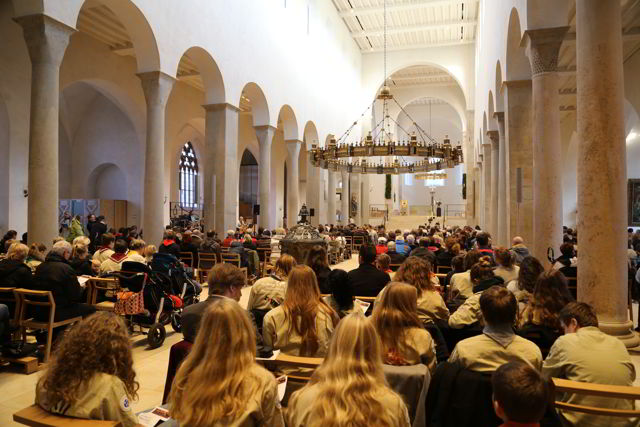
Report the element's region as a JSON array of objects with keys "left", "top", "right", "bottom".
[
  {"left": 415, "top": 172, "right": 448, "bottom": 181},
  {"left": 309, "top": 0, "right": 463, "bottom": 175}
]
